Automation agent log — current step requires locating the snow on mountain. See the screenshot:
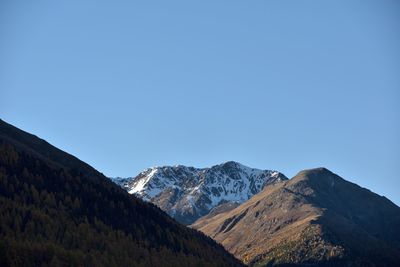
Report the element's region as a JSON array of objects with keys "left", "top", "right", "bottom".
[{"left": 111, "top": 161, "right": 287, "bottom": 224}]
